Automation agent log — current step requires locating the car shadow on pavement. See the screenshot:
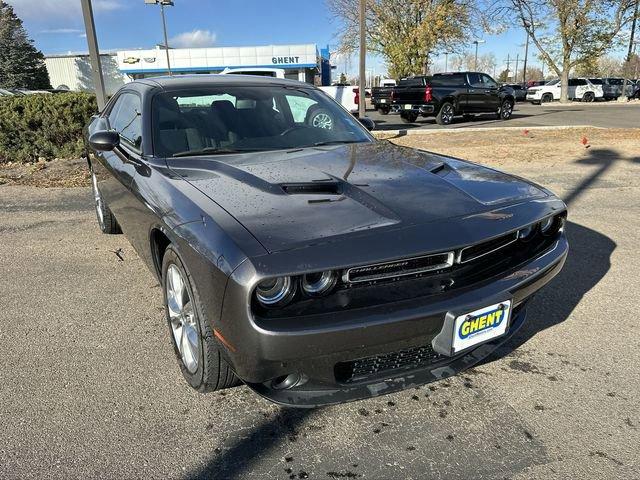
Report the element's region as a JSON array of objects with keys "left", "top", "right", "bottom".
[
  {"left": 486, "top": 147, "right": 628, "bottom": 361},
  {"left": 185, "top": 407, "right": 314, "bottom": 480}
]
